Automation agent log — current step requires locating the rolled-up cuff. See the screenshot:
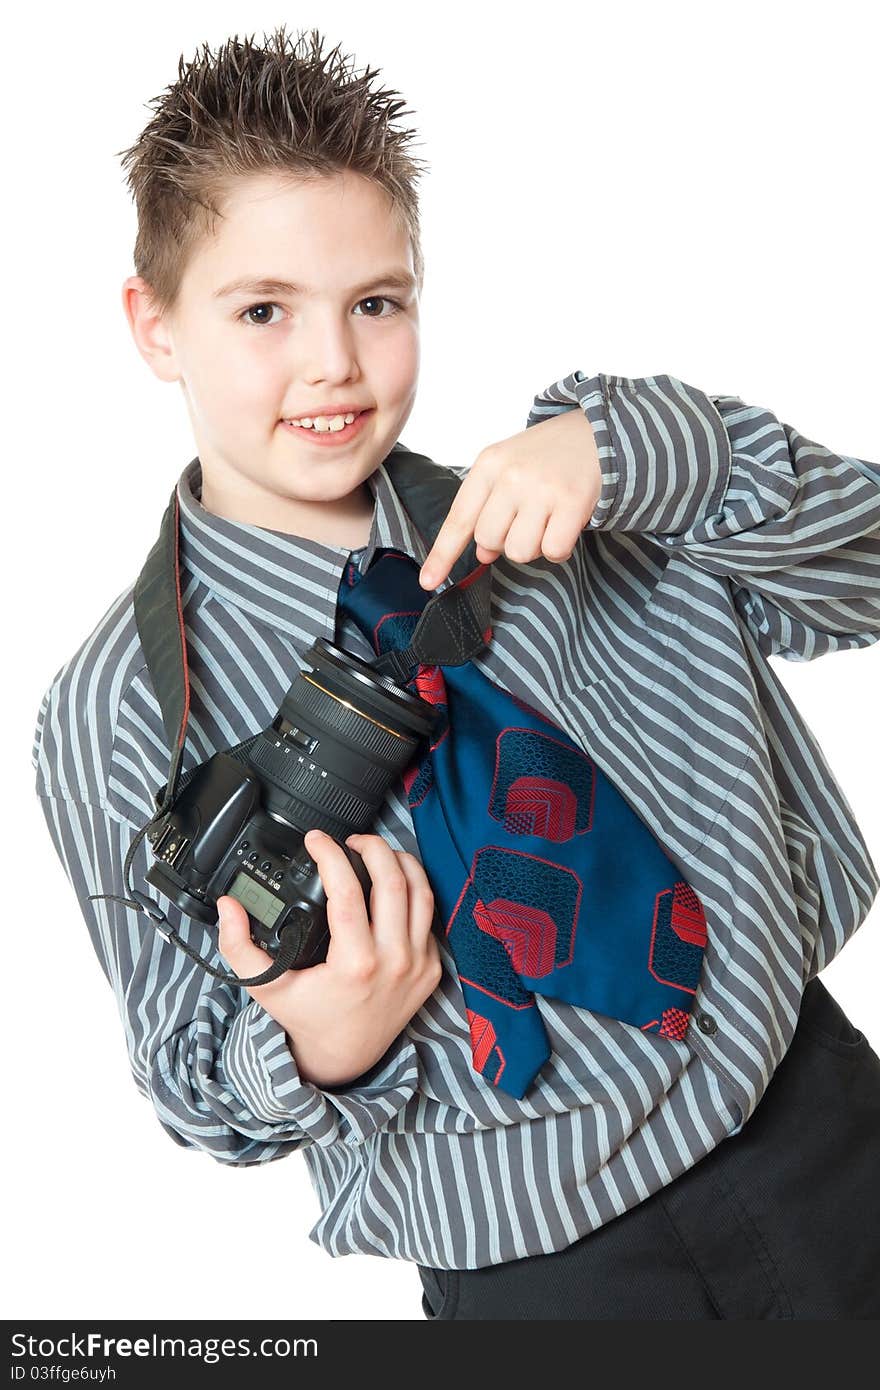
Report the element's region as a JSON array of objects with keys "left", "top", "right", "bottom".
[
  {"left": 527, "top": 370, "right": 731, "bottom": 535},
  {"left": 224, "top": 1000, "right": 420, "bottom": 1148}
]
